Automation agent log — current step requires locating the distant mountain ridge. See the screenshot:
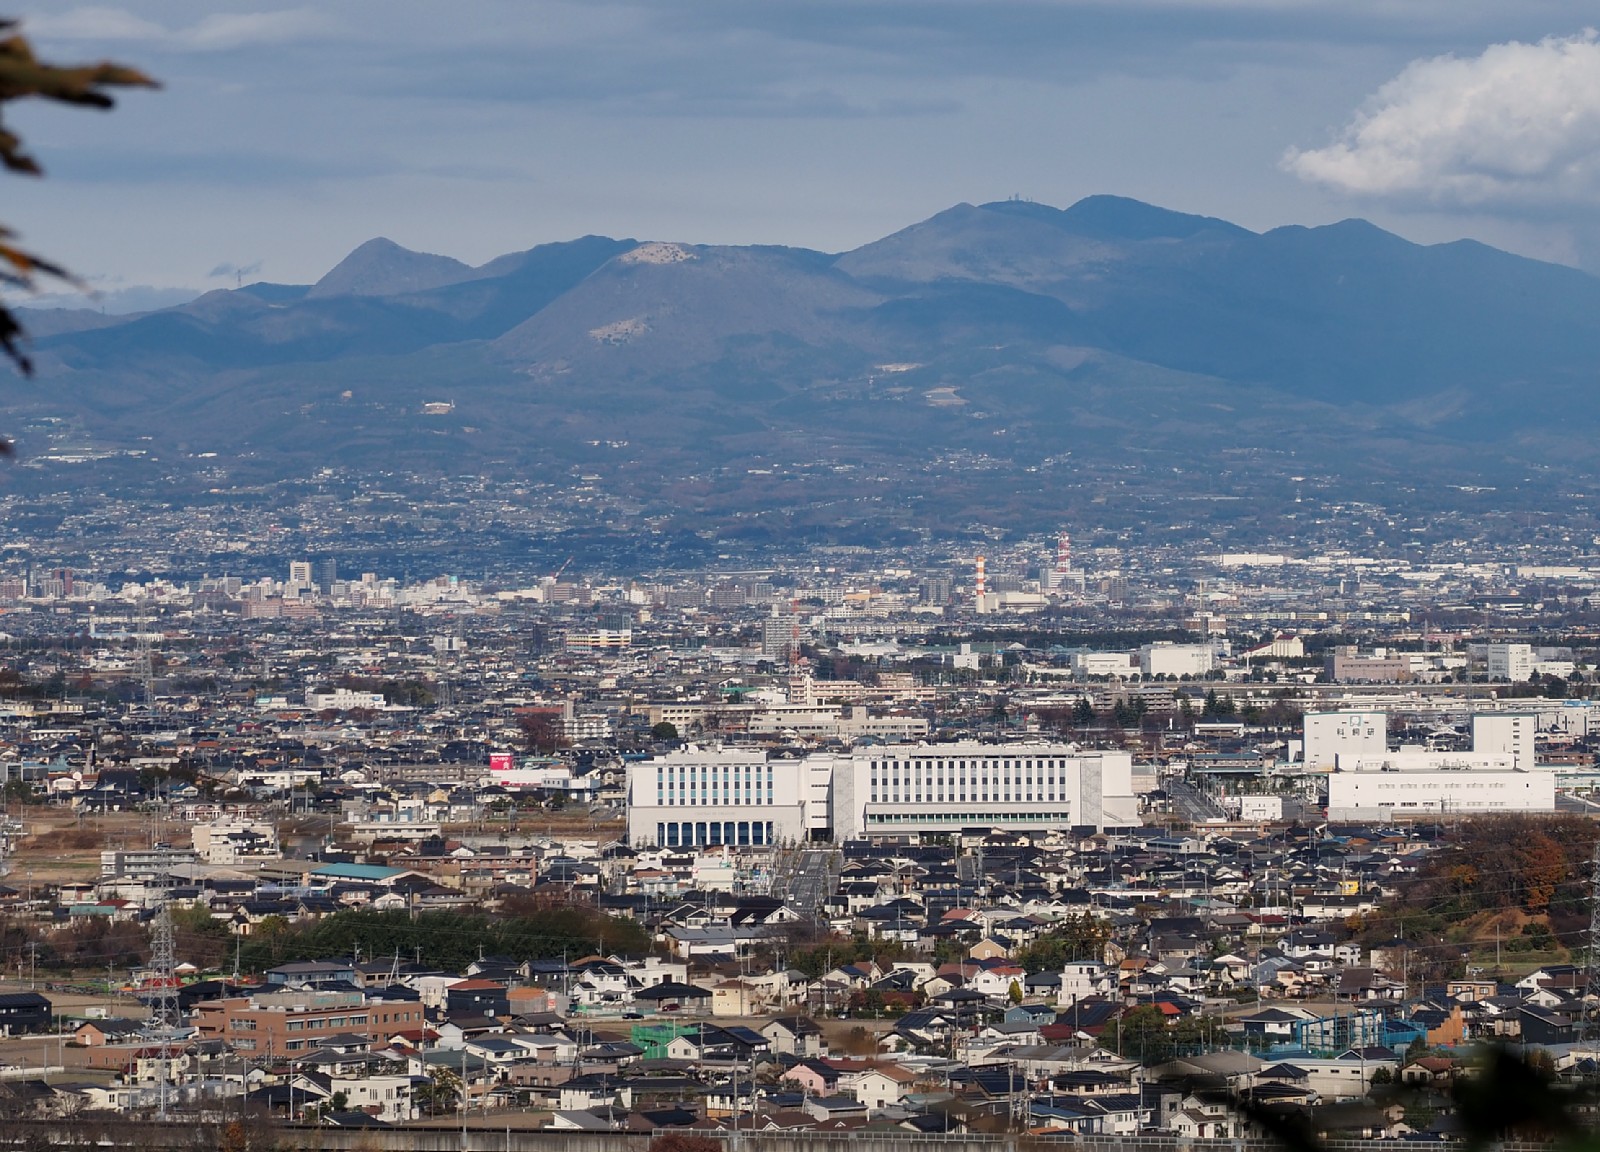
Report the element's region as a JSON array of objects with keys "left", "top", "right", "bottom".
[{"left": 13, "top": 195, "right": 1600, "bottom": 522}]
